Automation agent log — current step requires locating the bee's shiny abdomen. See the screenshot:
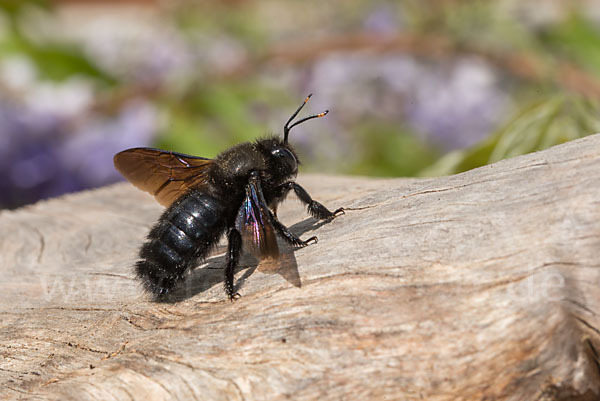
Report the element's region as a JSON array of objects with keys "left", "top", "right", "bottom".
[{"left": 136, "top": 191, "right": 226, "bottom": 298}]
